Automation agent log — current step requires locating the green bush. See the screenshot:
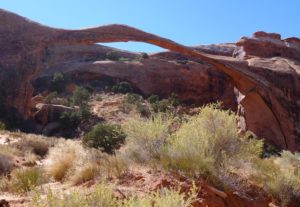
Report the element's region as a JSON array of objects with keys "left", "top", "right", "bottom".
[
  {"left": 125, "top": 93, "right": 142, "bottom": 104},
  {"left": 151, "top": 99, "right": 170, "bottom": 113},
  {"left": 168, "top": 93, "right": 180, "bottom": 107},
  {"left": 59, "top": 106, "right": 91, "bottom": 133},
  {"left": 141, "top": 52, "right": 149, "bottom": 59},
  {"left": 106, "top": 51, "right": 119, "bottom": 61},
  {"left": 83, "top": 124, "right": 126, "bottom": 154},
  {"left": 147, "top": 95, "right": 160, "bottom": 104},
  {"left": 43, "top": 92, "right": 58, "bottom": 104},
  {"left": 9, "top": 167, "right": 45, "bottom": 193},
  {"left": 71, "top": 86, "right": 90, "bottom": 107},
  {"left": 136, "top": 103, "right": 151, "bottom": 117},
  {"left": 0, "top": 121, "right": 6, "bottom": 130},
  {"left": 50, "top": 72, "right": 66, "bottom": 93},
  {"left": 112, "top": 82, "right": 133, "bottom": 94}
]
